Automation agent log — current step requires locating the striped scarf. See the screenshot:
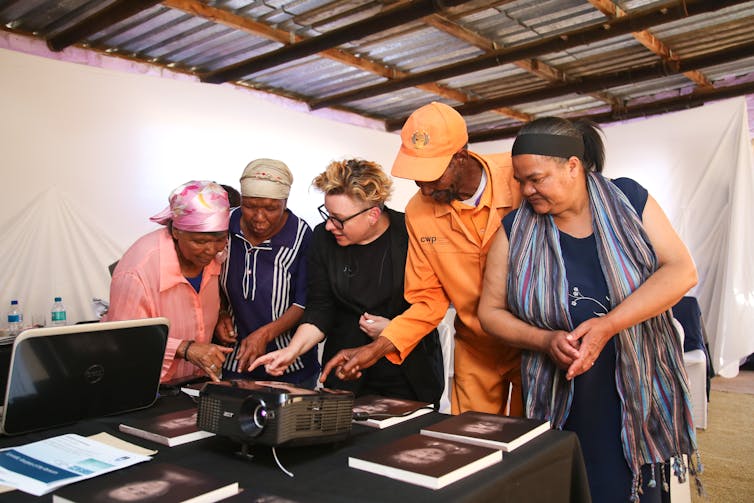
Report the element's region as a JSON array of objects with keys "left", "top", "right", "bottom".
[{"left": 507, "top": 172, "right": 698, "bottom": 499}]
